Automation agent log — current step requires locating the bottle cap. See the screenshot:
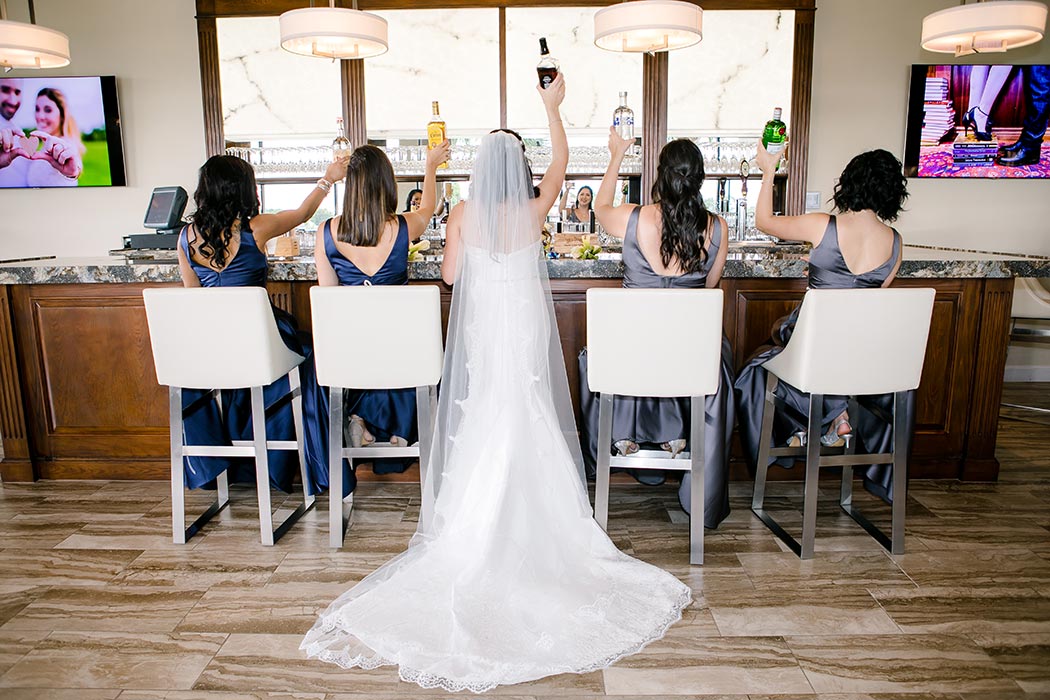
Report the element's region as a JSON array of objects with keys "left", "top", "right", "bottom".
[
  {"left": 773, "top": 107, "right": 782, "bottom": 120},
  {"left": 539, "top": 37, "right": 549, "bottom": 55}
]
